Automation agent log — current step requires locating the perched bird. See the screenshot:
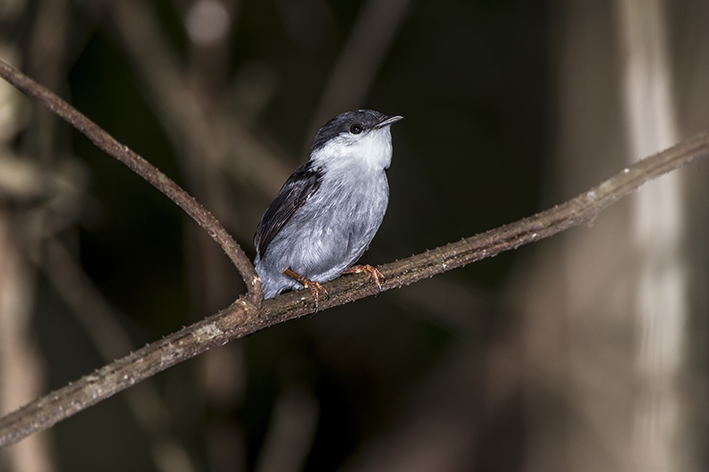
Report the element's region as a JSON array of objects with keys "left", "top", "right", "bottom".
[{"left": 254, "top": 109, "right": 403, "bottom": 306}]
